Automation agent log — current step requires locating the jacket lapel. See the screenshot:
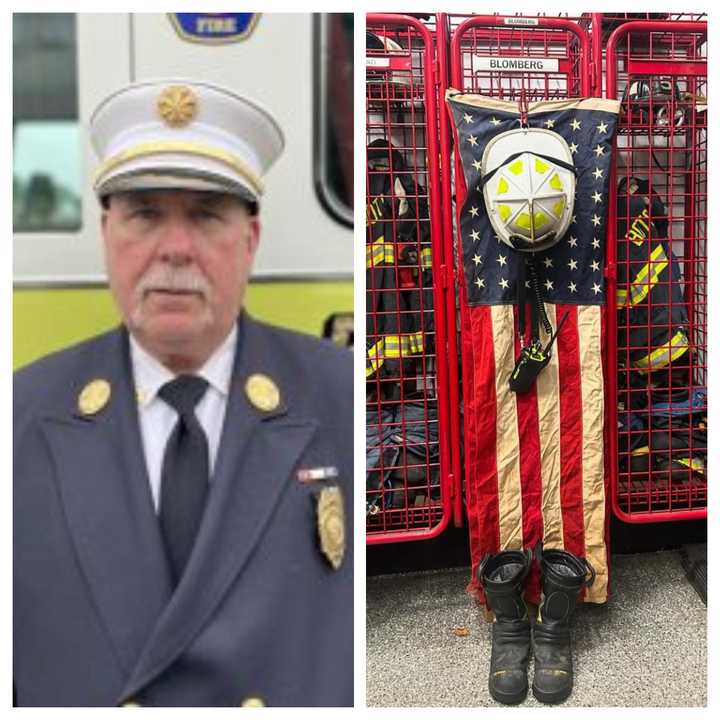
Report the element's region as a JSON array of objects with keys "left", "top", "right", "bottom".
[
  {"left": 119, "top": 317, "right": 317, "bottom": 702},
  {"left": 41, "top": 328, "right": 173, "bottom": 676}
]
